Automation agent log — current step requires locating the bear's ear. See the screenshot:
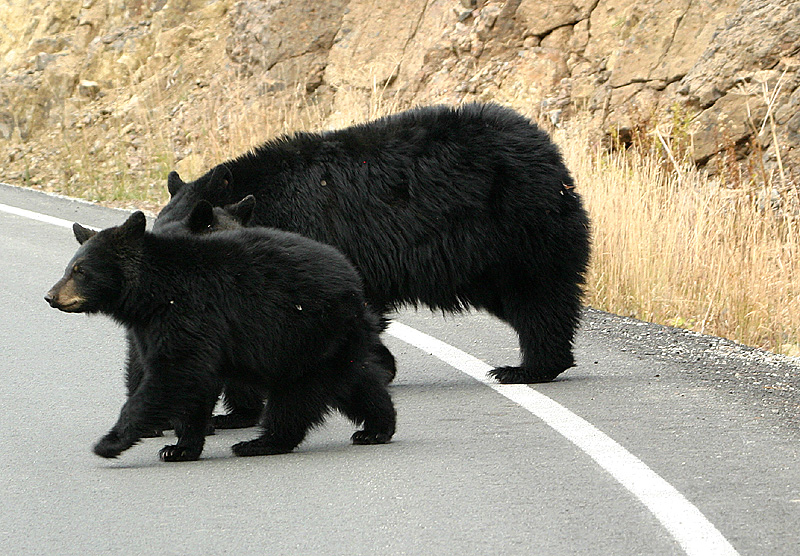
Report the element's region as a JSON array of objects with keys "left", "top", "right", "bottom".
[
  {"left": 119, "top": 211, "right": 147, "bottom": 239},
  {"left": 167, "top": 171, "right": 185, "bottom": 197},
  {"left": 73, "top": 223, "right": 97, "bottom": 245},
  {"left": 208, "top": 164, "right": 233, "bottom": 189},
  {"left": 187, "top": 201, "right": 215, "bottom": 233},
  {"left": 225, "top": 195, "right": 256, "bottom": 225}
]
